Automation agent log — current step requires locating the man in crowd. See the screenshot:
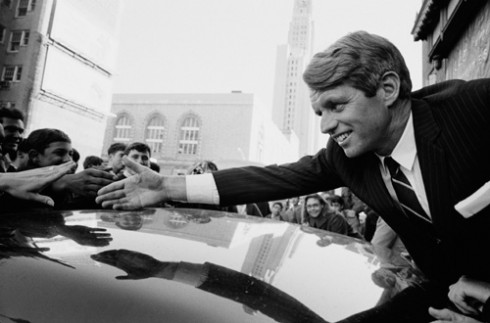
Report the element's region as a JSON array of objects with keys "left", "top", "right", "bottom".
[
  {"left": 0, "top": 107, "right": 25, "bottom": 171},
  {"left": 83, "top": 155, "right": 104, "bottom": 170},
  {"left": 97, "top": 31, "right": 490, "bottom": 322},
  {"left": 106, "top": 142, "right": 127, "bottom": 176}
]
